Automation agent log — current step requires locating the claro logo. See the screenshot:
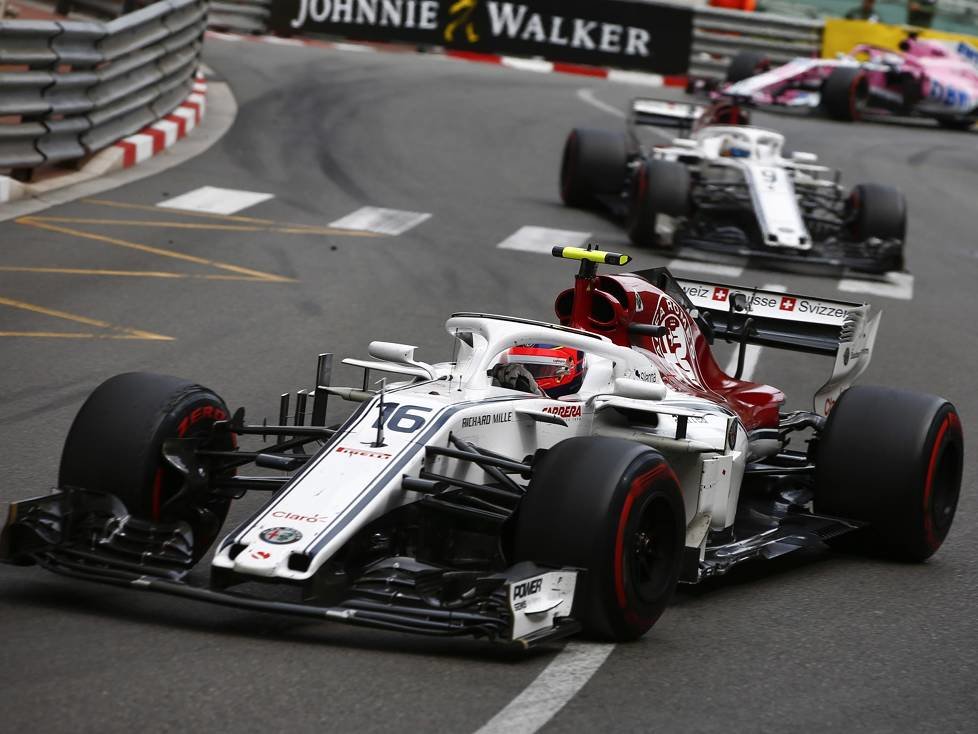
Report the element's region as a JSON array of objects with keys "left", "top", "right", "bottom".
[{"left": 271, "top": 511, "right": 332, "bottom": 524}]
